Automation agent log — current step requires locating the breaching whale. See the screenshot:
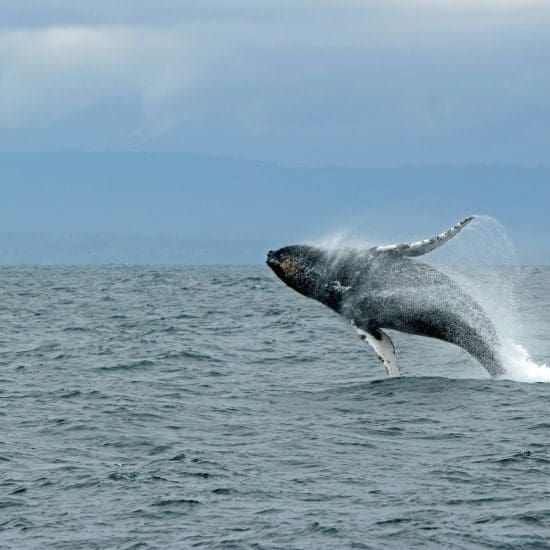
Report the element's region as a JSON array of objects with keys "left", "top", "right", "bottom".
[{"left": 266, "top": 216, "right": 504, "bottom": 378}]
